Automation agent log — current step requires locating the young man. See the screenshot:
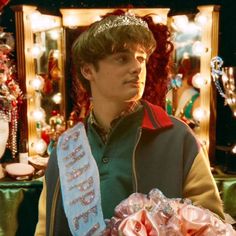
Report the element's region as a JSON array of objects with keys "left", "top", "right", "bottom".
[{"left": 35, "top": 13, "right": 224, "bottom": 236}]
